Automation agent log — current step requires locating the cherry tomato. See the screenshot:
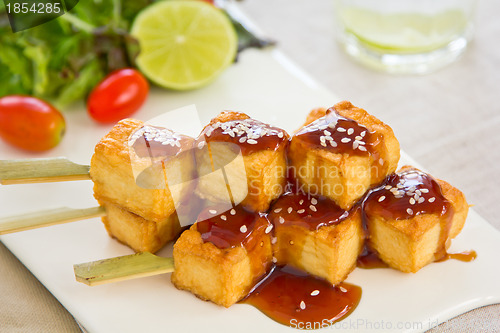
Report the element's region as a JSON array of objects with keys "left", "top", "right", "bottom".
[
  {"left": 0, "top": 95, "right": 65, "bottom": 152},
  {"left": 87, "top": 68, "right": 149, "bottom": 123}
]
